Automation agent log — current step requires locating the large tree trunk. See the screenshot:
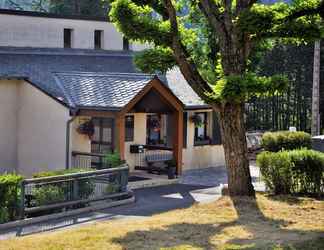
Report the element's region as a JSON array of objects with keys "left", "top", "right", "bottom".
[
  {"left": 217, "top": 102, "right": 255, "bottom": 197},
  {"left": 311, "top": 40, "right": 321, "bottom": 136}
]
